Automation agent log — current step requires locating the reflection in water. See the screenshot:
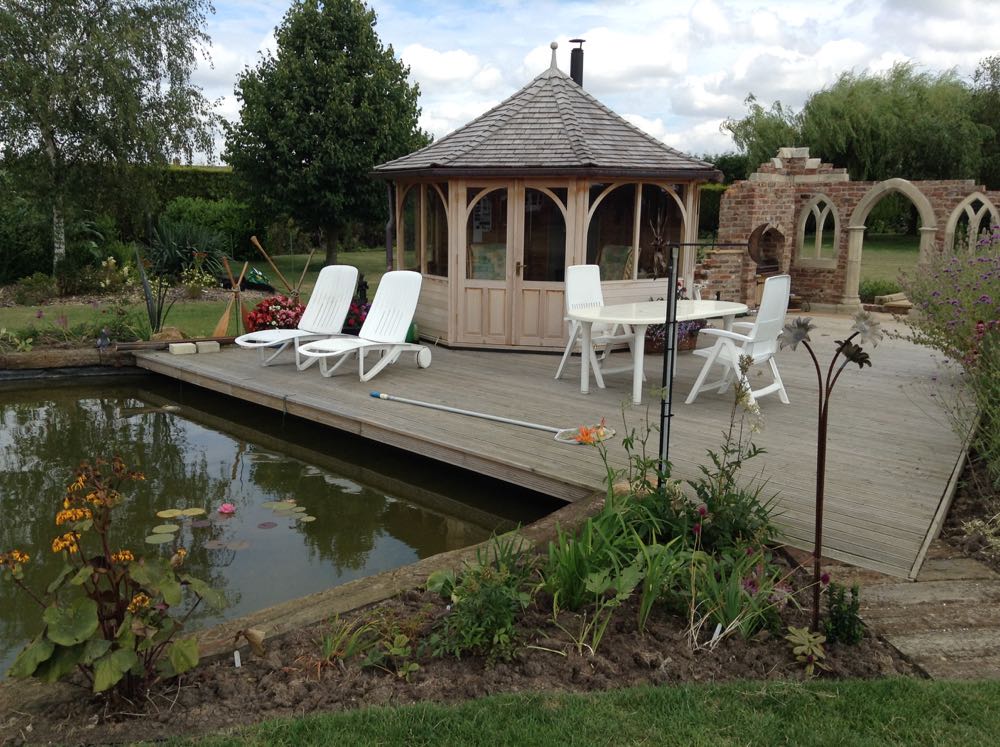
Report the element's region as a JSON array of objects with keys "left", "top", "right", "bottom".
[{"left": 0, "top": 381, "right": 538, "bottom": 674}]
